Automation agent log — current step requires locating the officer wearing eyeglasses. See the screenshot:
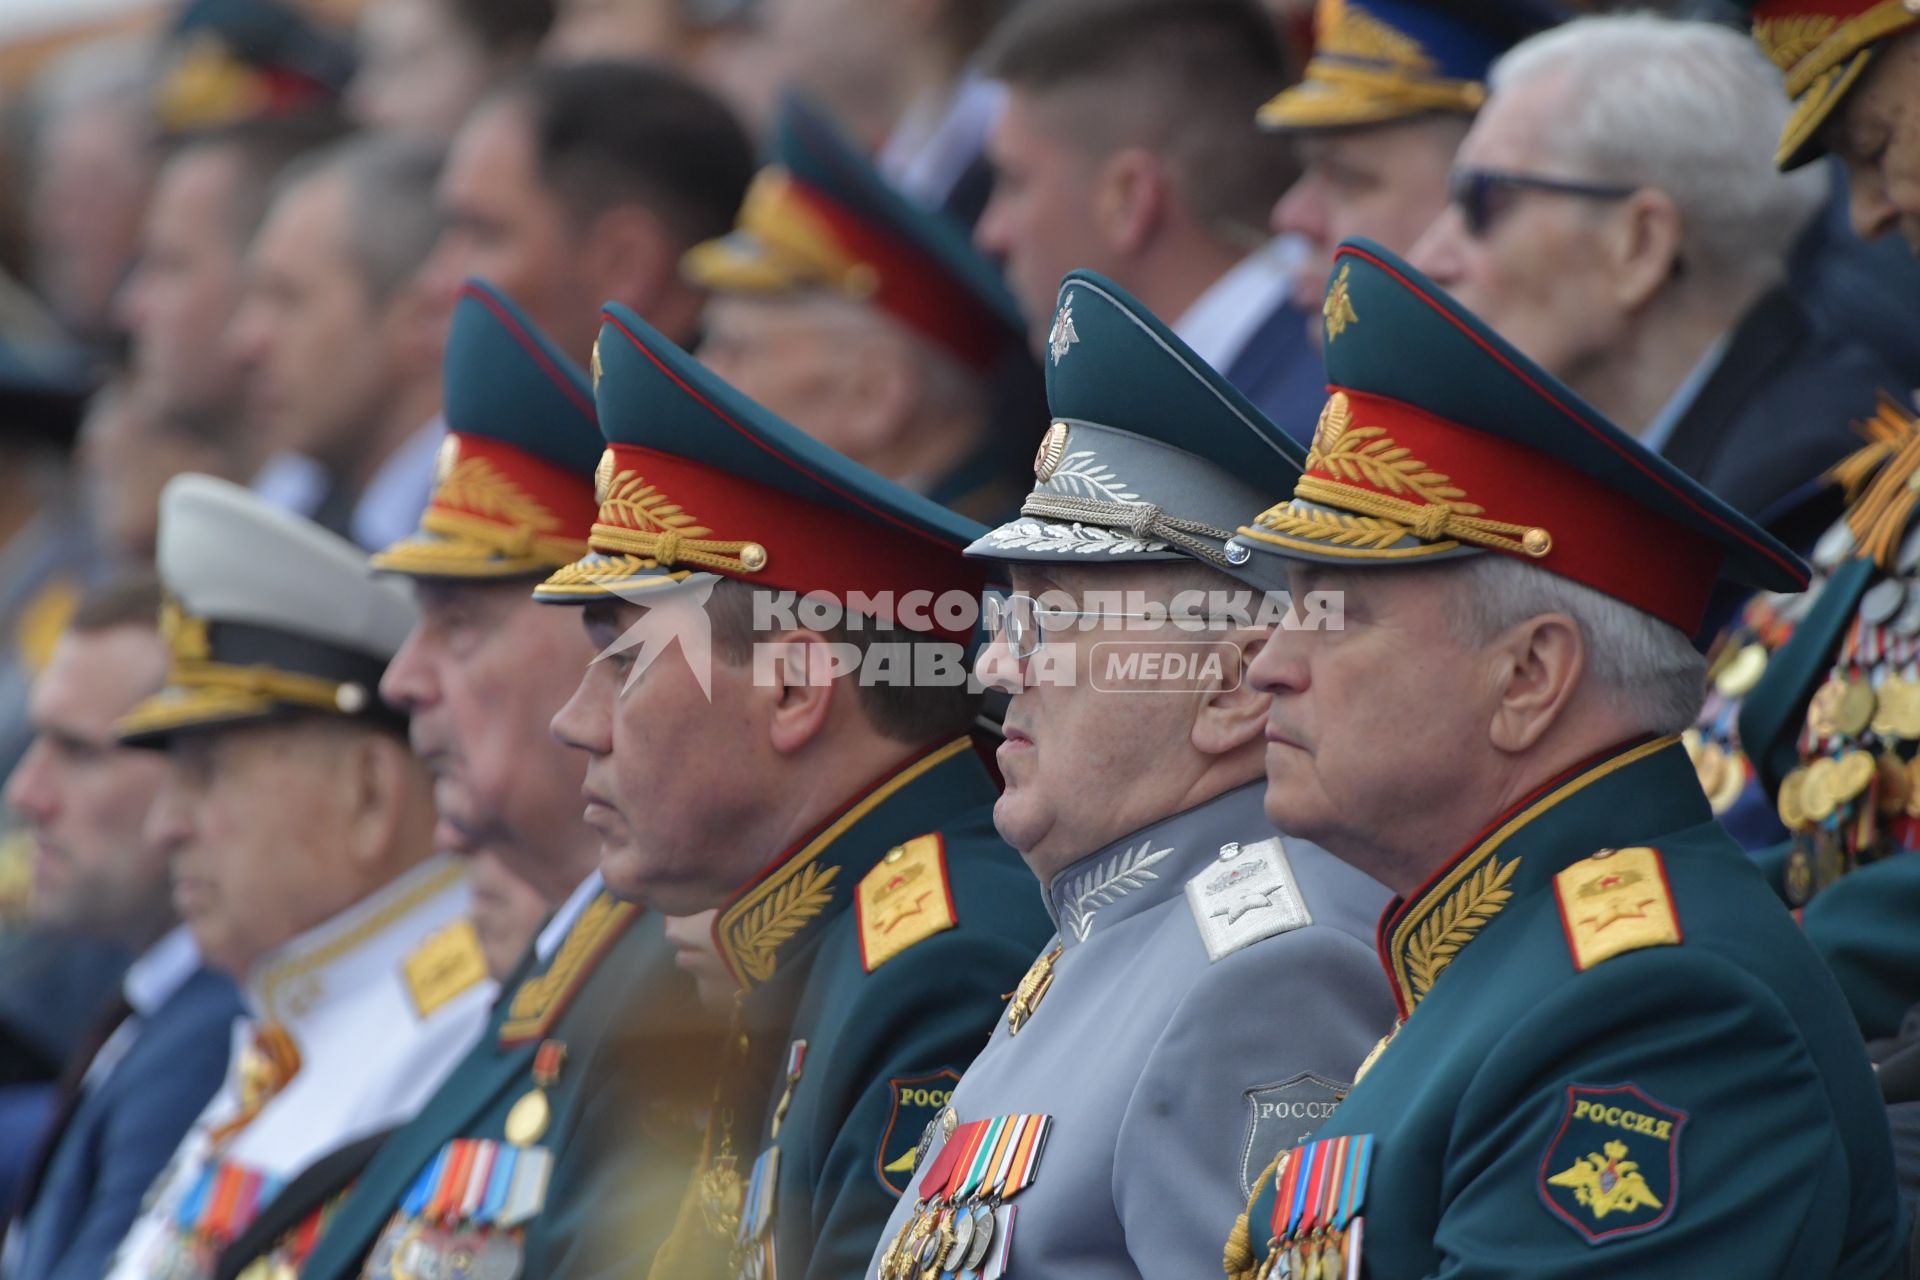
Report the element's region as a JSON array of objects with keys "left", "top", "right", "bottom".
[
  {"left": 1410, "top": 12, "right": 1897, "bottom": 539},
  {"left": 1264, "top": 0, "right": 1562, "bottom": 347},
  {"left": 862, "top": 273, "right": 1394, "bottom": 1280}
]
